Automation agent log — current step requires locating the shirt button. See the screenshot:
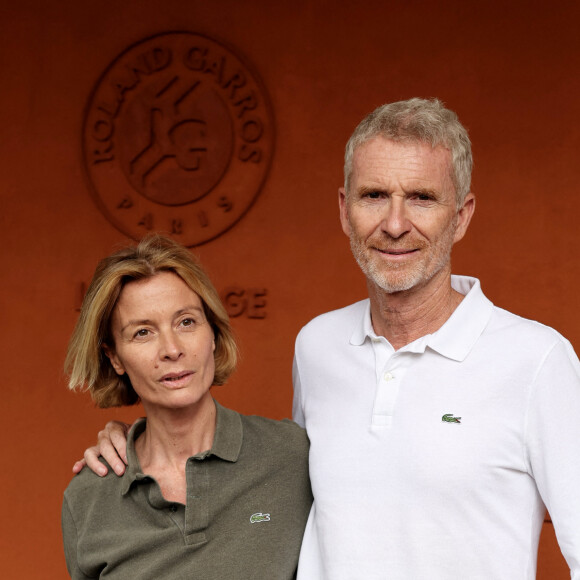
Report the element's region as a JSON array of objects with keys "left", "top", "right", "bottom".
[
  {"left": 383, "top": 372, "right": 394, "bottom": 382},
  {"left": 169, "top": 505, "right": 177, "bottom": 513}
]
